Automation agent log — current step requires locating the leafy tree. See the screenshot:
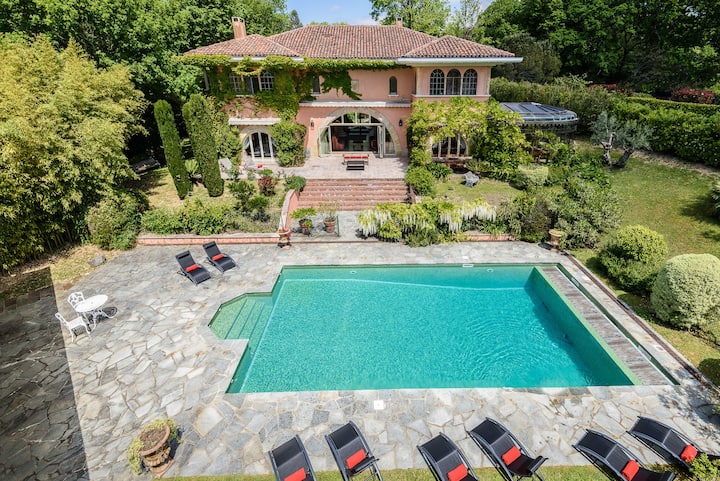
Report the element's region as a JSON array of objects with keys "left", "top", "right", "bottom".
[
  {"left": 181, "top": 94, "right": 223, "bottom": 196},
  {"left": 154, "top": 100, "right": 191, "bottom": 199},
  {"left": 591, "top": 111, "right": 652, "bottom": 168},
  {"left": 479, "top": 0, "right": 524, "bottom": 44},
  {"left": 370, "top": 0, "right": 450, "bottom": 36},
  {"left": 445, "top": 0, "right": 486, "bottom": 41},
  {"left": 0, "top": 35, "right": 145, "bottom": 271},
  {"left": 493, "top": 32, "right": 561, "bottom": 83}
]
